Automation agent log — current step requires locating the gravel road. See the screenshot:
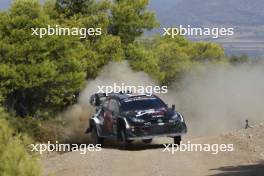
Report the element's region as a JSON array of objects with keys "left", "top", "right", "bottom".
[{"left": 42, "top": 126, "right": 264, "bottom": 176}]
